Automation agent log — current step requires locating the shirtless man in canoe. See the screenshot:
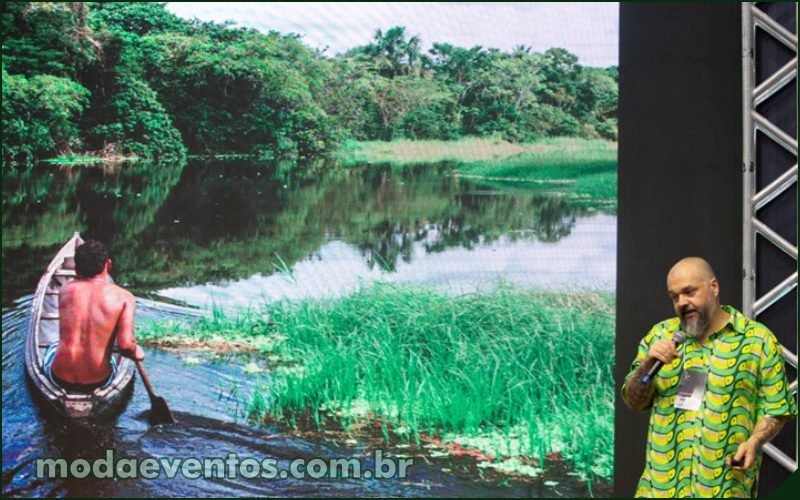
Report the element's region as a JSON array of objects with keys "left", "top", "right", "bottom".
[{"left": 45, "top": 239, "right": 145, "bottom": 392}]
